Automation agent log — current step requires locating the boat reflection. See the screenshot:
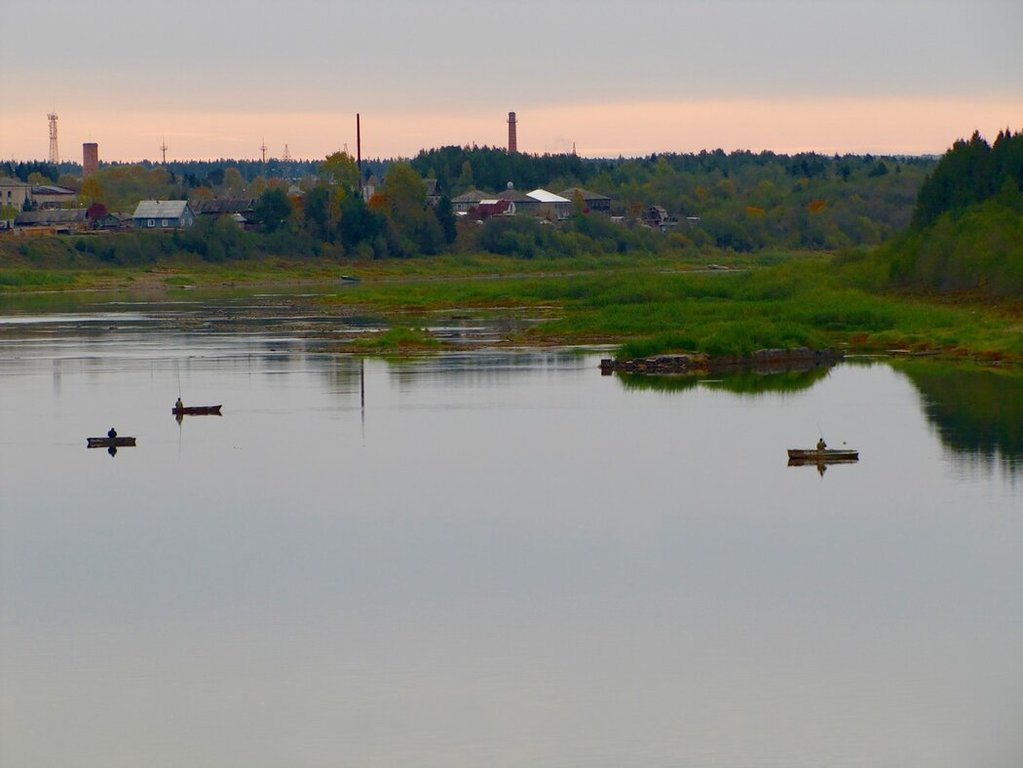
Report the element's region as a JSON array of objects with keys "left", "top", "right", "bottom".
[{"left": 787, "top": 454, "right": 859, "bottom": 476}]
